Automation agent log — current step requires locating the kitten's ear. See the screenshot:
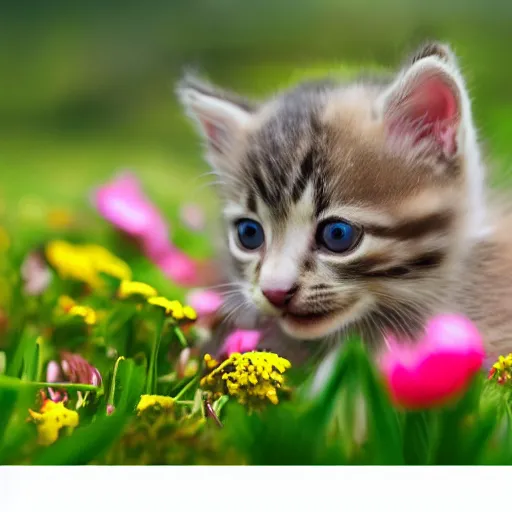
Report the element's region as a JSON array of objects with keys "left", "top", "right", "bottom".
[
  {"left": 378, "top": 42, "right": 466, "bottom": 158},
  {"left": 177, "top": 74, "right": 254, "bottom": 160}
]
